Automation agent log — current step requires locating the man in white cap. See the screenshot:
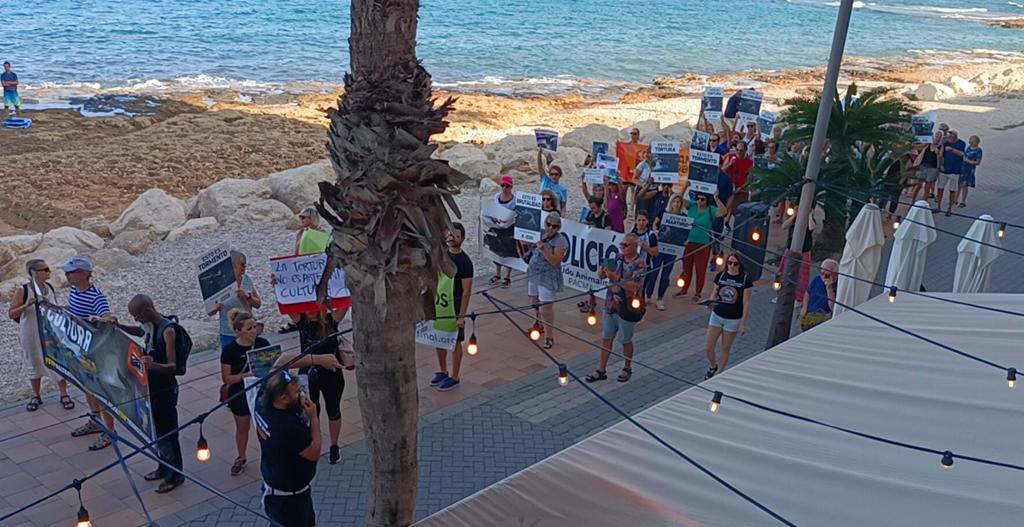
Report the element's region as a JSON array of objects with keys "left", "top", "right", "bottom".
[{"left": 62, "top": 255, "right": 119, "bottom": 451}]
